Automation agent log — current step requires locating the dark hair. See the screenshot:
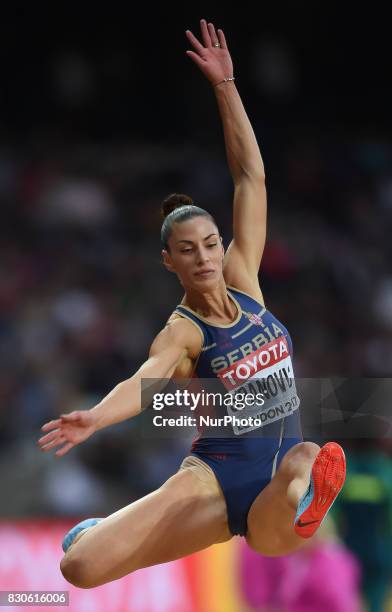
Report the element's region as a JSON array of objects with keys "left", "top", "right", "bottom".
[{"left": 160, "top": 193, "right": 218, "bottom": 250}]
